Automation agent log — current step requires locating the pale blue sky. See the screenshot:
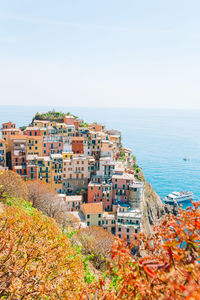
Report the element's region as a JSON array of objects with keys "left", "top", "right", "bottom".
[{"left": 0, "top": 0, "right": 200, "bottom": 108}]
